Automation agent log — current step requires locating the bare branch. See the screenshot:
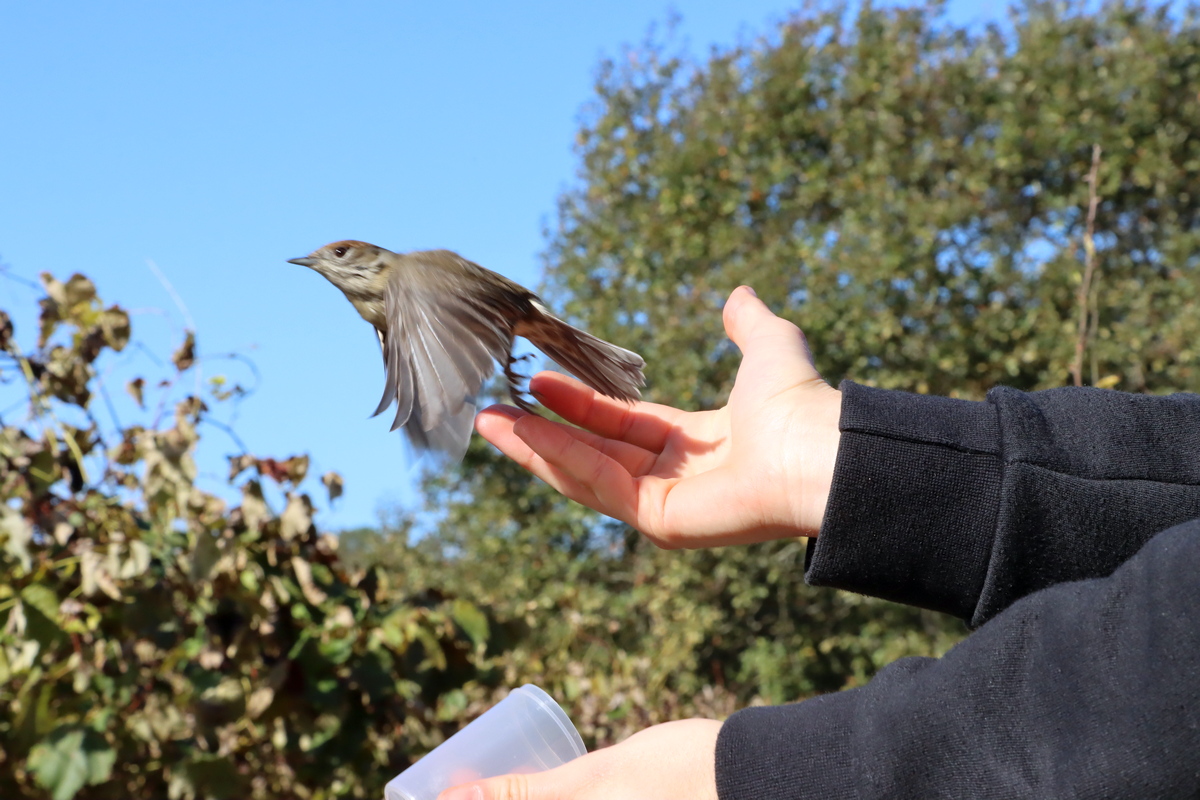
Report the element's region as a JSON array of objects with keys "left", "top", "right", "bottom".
[{"left": 1072, "top": 143, "right": 1103, "bottom": 388}]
